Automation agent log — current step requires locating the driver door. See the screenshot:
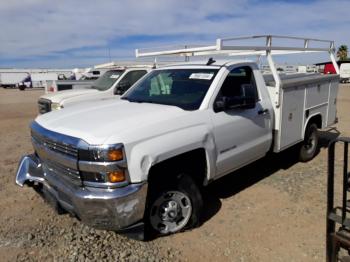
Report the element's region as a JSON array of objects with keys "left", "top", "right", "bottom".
[{"left": 210, "top": 66, "right": 272, "bottom": 177}]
